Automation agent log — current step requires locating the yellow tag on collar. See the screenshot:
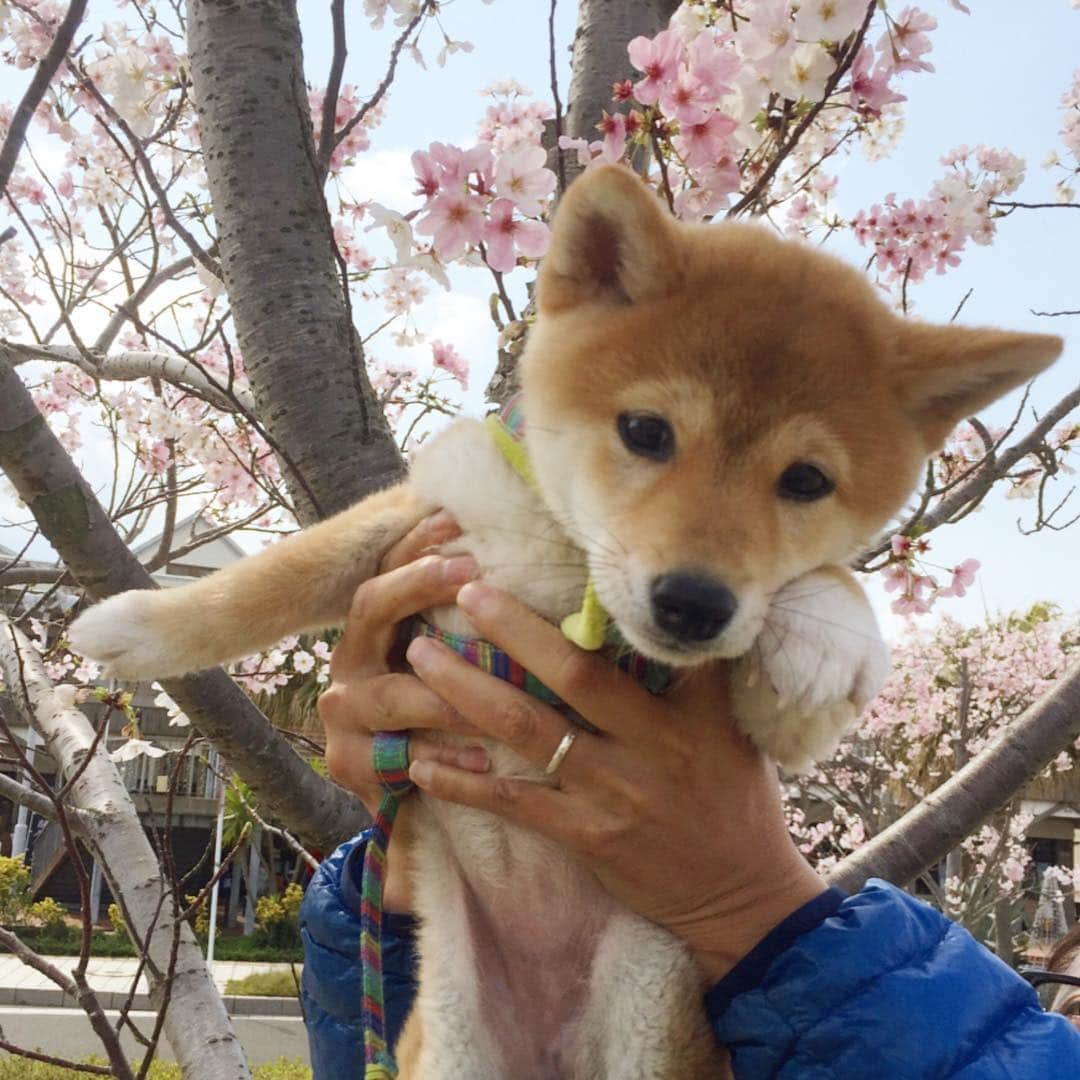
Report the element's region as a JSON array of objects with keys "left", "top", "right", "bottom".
[
  {"left": 486, "top": 408, "right": 609, "bottom": 652},
  {"left": 560, "top": 579, "right": 608, "bottom": 651}
]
